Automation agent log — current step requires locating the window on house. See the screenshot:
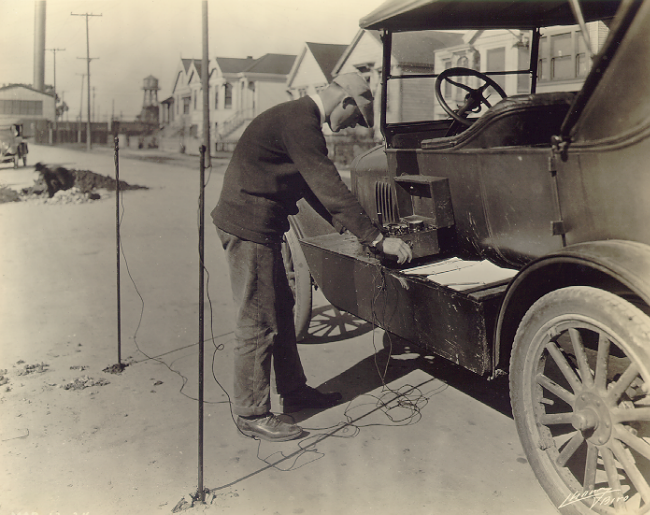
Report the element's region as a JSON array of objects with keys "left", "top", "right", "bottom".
[
  {"left": 443, "top": 60, "right": 452, "bottom": 97},
  {"left": 355, "top": 64, "right": 373, "bottom": 74},
  {"left": 551, "top": 33, "right": 573, "bottom": 80},
  {"left": 538, "top": 36, "right": 550, "bottom": 81},
  {"left": 214, "top": 88, "right": 219, "bottom": 109},
  {"left": 183, "top": 96, "right": 191, "bottom": 115},
  {"left": 576, "top": 31, "right": 589, "bottom": 77},
  {"left": 0, "top": 99, "right": 43, "bottom": 115},
  {"left": 224, "top": 83, "right": 232, "bottom": 109},
  {"left": 455, "top": 55, "right": 469, "bottom": 101},
  {"left": 193, "top": 91, "right": 197, "bottom": 110},
  {"left": 486, "top": 47, "right": 506, "bottom": 94},
  {"left": 538, "top": 29, "right": 592, "bottom": 83},
  {"left": 517, "top": 45, "right": 531, "bottom": 93}
]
